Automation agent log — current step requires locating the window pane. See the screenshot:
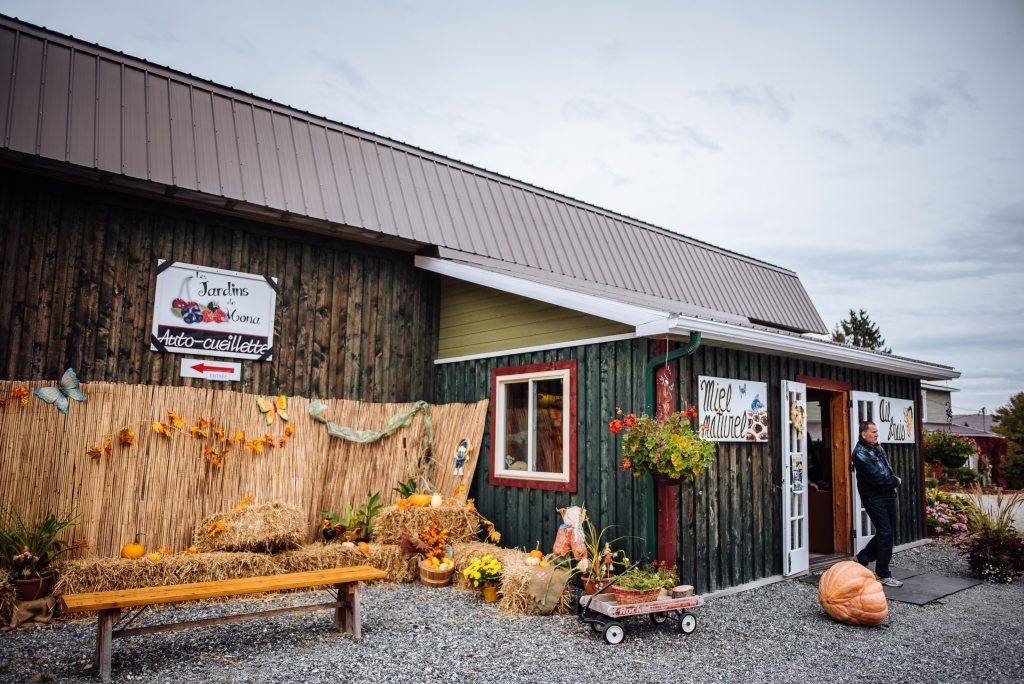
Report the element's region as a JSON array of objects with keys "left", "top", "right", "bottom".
[
  {"left": 533, "top": 378, "right": 564, "bottom": 474},
  {"left": 504, "top": 381, "right": 529, "bottom": 471}
]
